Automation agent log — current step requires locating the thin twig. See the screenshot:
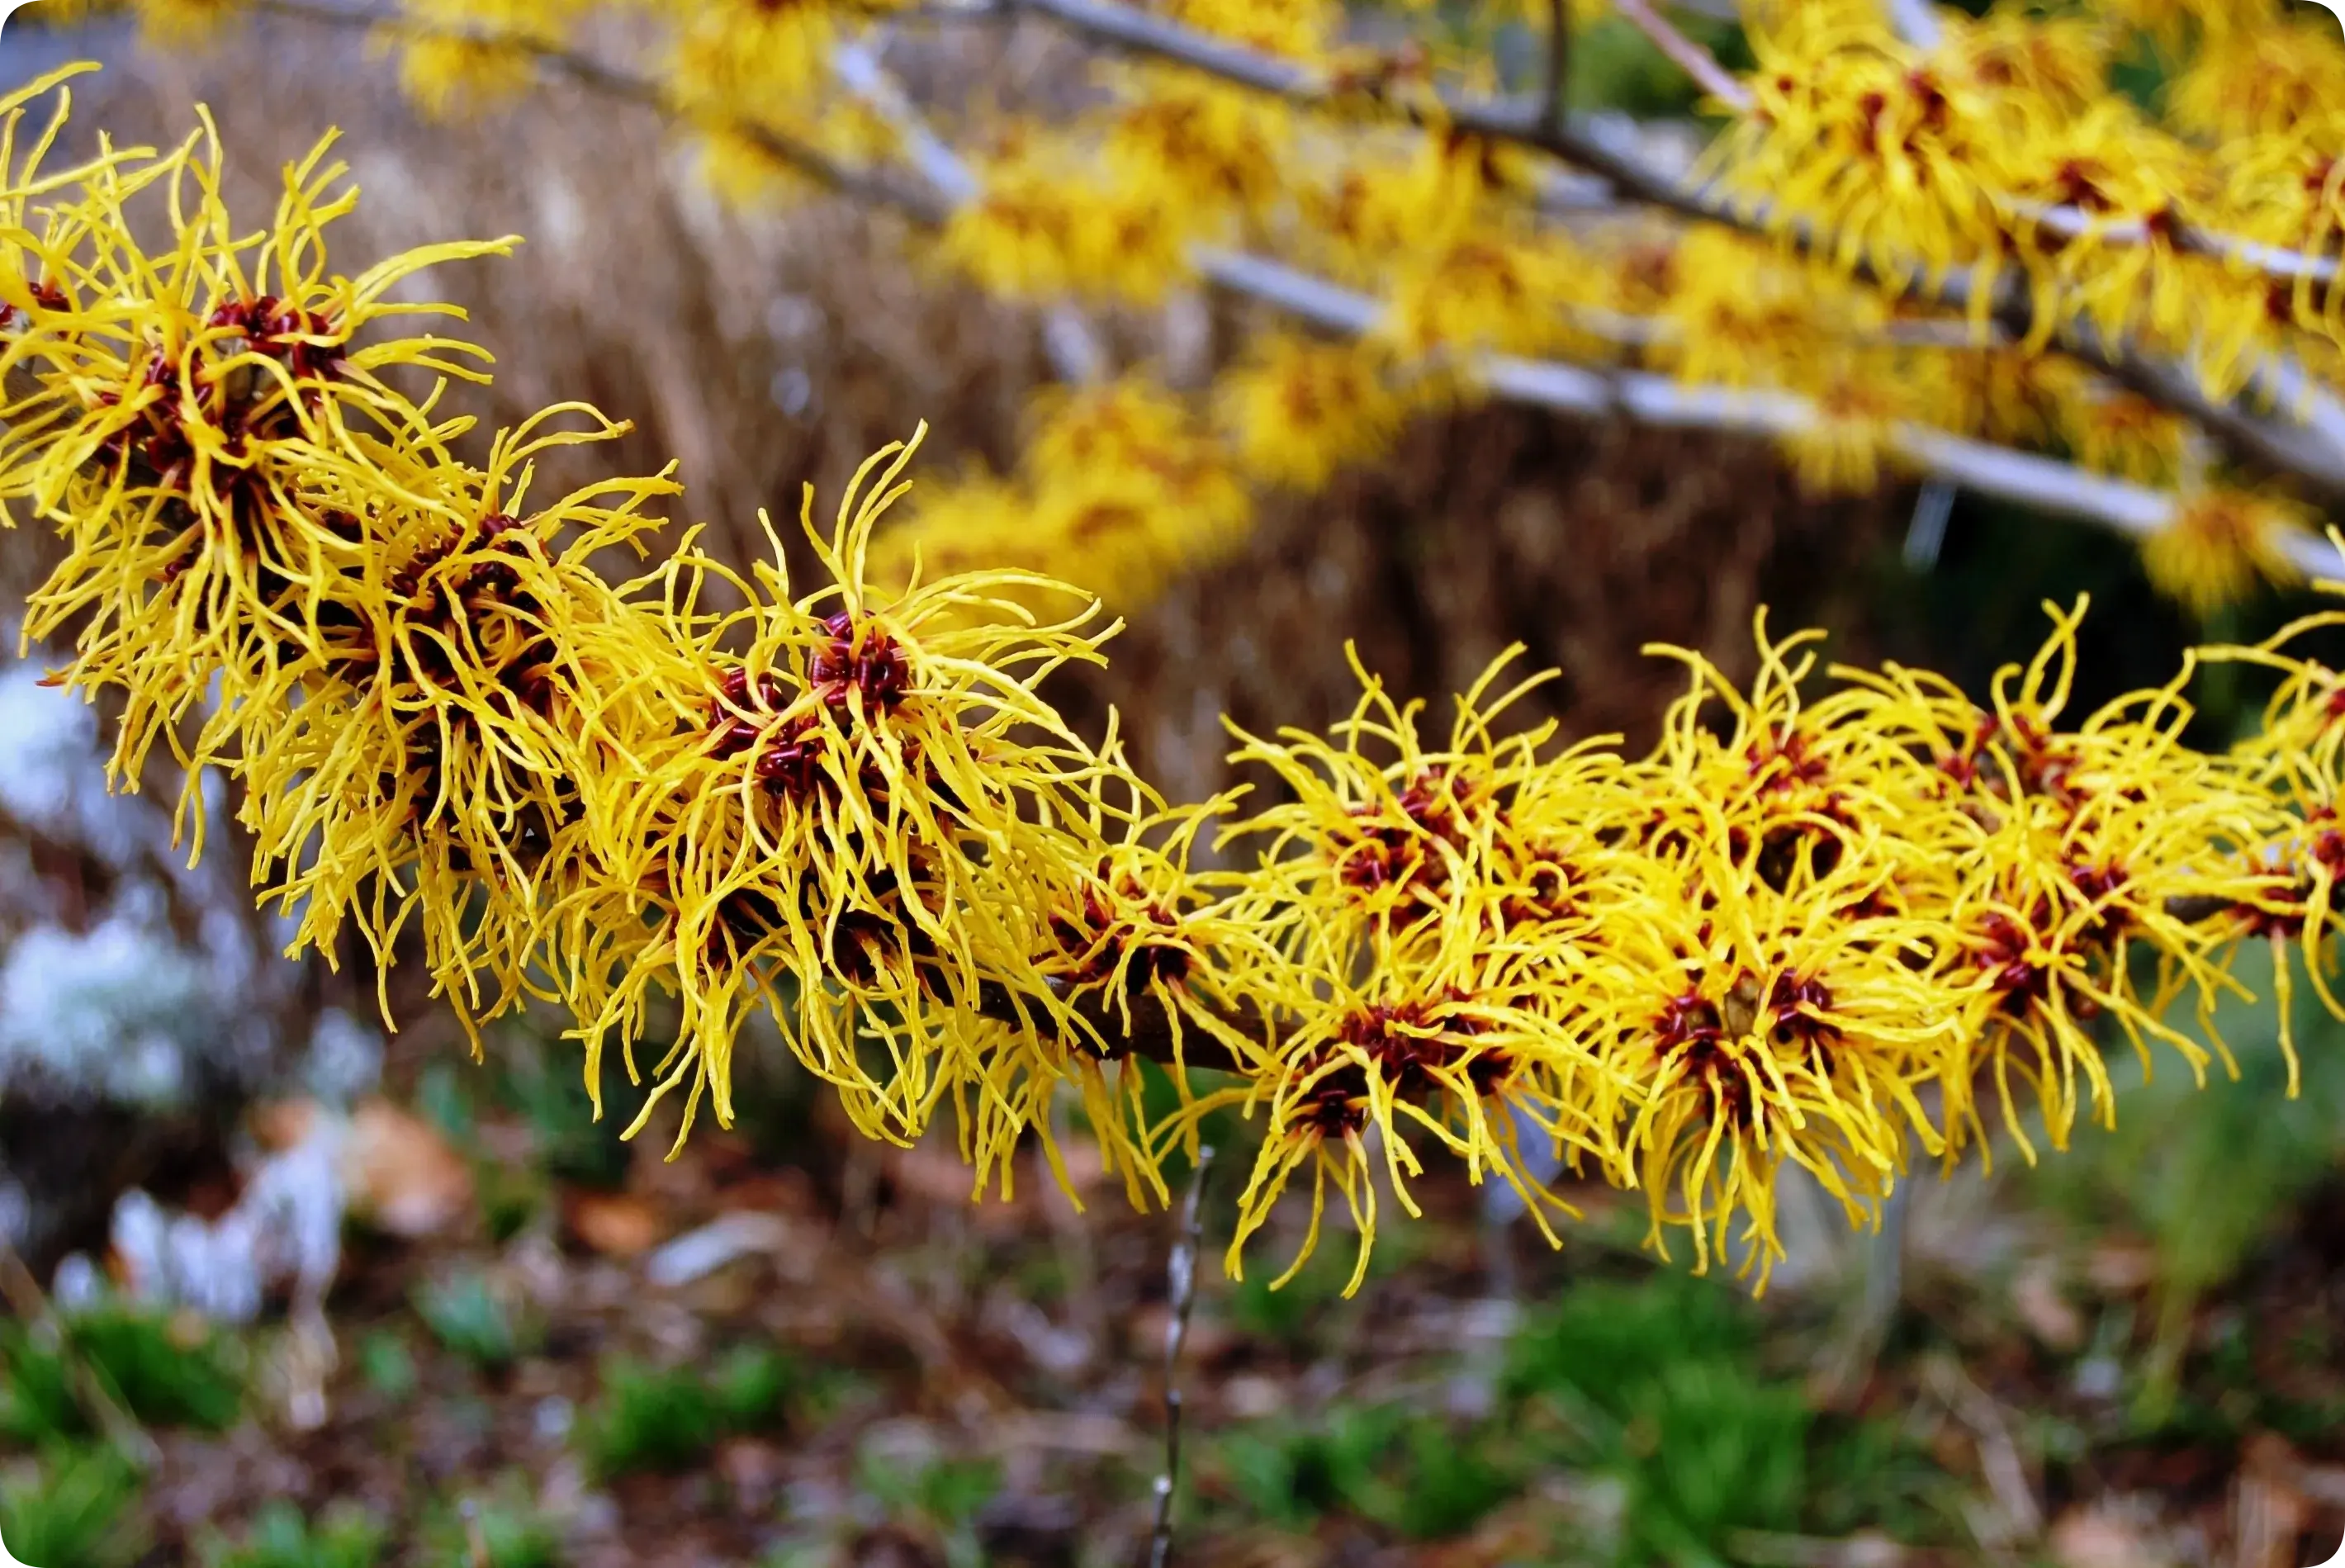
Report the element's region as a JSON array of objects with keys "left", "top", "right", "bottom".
[
  {"left": 1196, "top": 247, "right": 2201, "bottom": 543},
  {"left": 1611, "top": 0, "right": 1751, "bottom": 112},
  {"left": 0, "top": 1240, "right": 43, "bottom": 1324},
  {"left": 1148, "top": 1143, "right": 1215, "bottom": 1568},
  {"left": 253, "top": 0, "right": 956, "bottom": 220},
  {"left": 1922, "top": 1353, "right": 2045, "bottom": 1545},
  {"left": 1541, "top": 0, "right": 1570, "bottom": 131}
]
